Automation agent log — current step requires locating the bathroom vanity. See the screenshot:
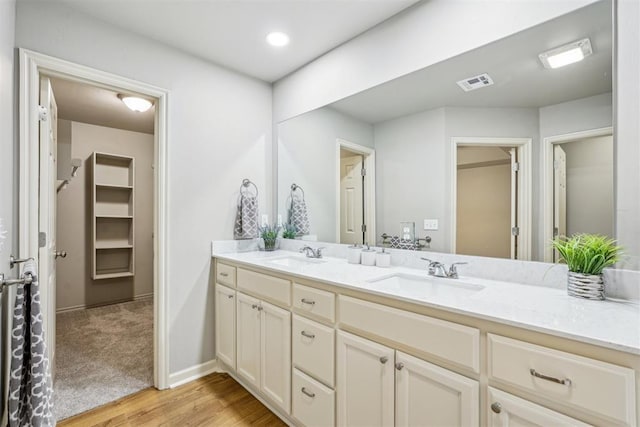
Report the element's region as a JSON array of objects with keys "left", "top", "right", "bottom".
[{"left": 212, "top": 247, "right": 639, "bottom": 427}]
